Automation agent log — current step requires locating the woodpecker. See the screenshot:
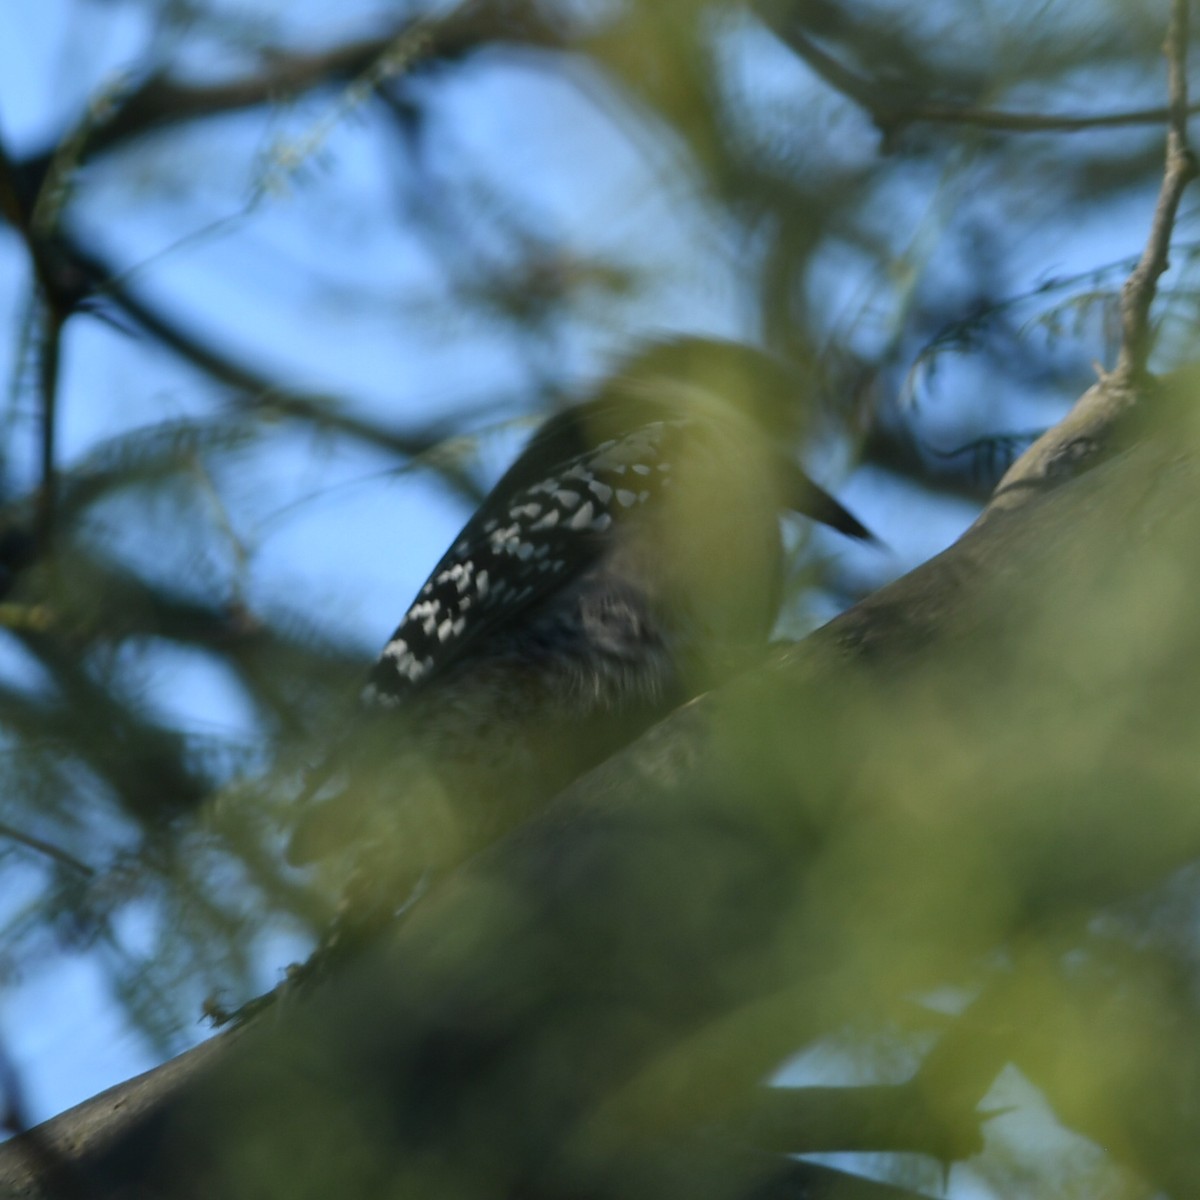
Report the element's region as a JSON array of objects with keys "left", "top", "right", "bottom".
[{"left": 288, "top": 337, "right": 870, "bottom": 875}]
